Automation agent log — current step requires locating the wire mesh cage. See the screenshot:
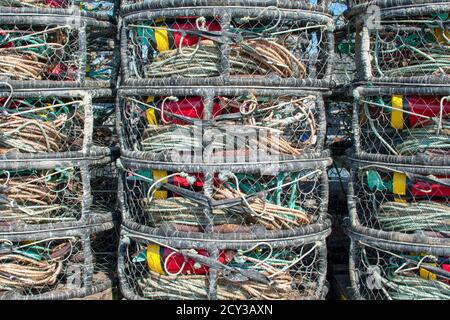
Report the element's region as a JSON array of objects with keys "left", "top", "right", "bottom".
[
  {"left": 120, "top": 7, "right": 335, "bottom": 88},
  {"left": 0, "top": 13, "right": 117, "bottom": 88},
  {"left": 0, "top": 155, "right": 118, "bottom": 232},
  {"left": 117, "top": 88, "right": 328, "bottom": 163},
  {"left": 348, "top": 158, "right": 450, "bottom": 244},
  {"left": 352, "top": 3, "right": 450, "bottom": 84},
  {"left": 0, "top": 1, "right": 117, "bottom": 19},
  {"left": 118, "top": 157, "right": 331, "bottom": 237},
  {"left": 120, "top": 0, "right": 332, "bottom": 16},
  {"left": 0, "top": 87, "right": 116, "bottom": 159},
  {"left": 0, "top": 223, "right": 117, "bottom": 300},
  {"left": 118, "top": 223, "right": 331, "bottom": 300},
  {"left": 352, "top": 86, "right": 450, "bottom": 165},
  {"left": 348, "top": 227, "right": 450, "bottom": 300}
]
